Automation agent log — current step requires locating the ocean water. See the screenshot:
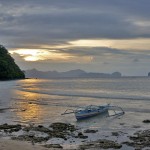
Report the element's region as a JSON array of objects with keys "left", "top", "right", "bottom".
[{"left": 0, "top": 77, "right": 150, "bottom": 130}]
